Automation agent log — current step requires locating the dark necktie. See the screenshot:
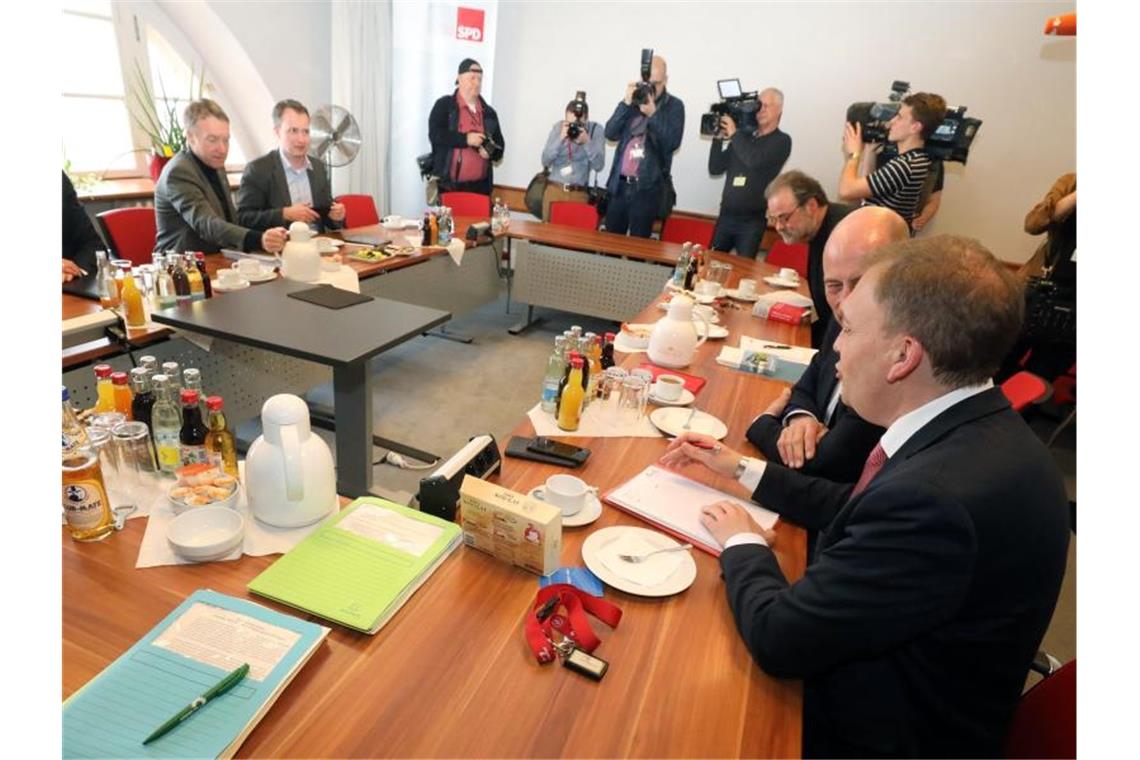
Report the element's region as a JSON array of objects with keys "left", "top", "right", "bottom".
[{"left": 848, "top": 443, "right": 887, "bottom": 501}]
